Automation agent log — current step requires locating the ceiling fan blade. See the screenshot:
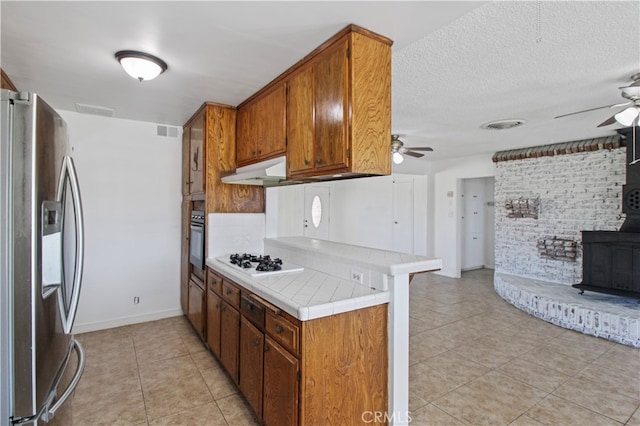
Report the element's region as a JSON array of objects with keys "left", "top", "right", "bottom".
[
  {"left": 406, "top": 147, "right": 434, "bottom": 151},
  {"left": 402, "top": 150, "right": 424, "bottom": 158},
  {"left": 554, "top": 102, "right": 631, "bottom": 119},
  {"left": 597, "top": 115, "right": 618, "bottom": 127}
]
